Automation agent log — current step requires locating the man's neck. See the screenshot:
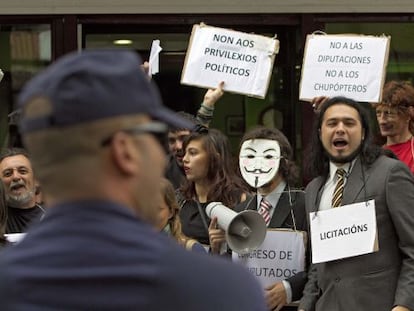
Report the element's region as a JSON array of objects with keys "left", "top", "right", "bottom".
[
  {"left": 195, "top": 181, "right": 210, "bottom": 203},
  {"left": 7, "top": 200, "right": 37, "bottom": 210},
  {"left": 386, "top": 129, "right": 412, "bottom": 145},
  {"left": 258, "top": 174, "right": 283, "bottom": 196}
]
